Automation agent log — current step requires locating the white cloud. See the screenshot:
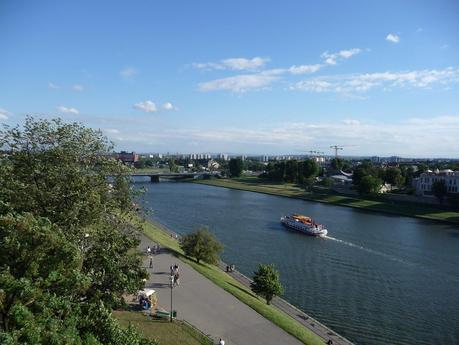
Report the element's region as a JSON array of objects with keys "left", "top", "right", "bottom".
[
  {"left": 162, "top": 102, "right": 176, "bottom": 110},
  {"left": 343, "top": 119, "right": 361, "bottom": 126},
  {"left": 133, "top": 100, "right": 157, "bottom": 113},
  {"left": 105, "top": 128, "right": 120, "bottom": 134},
  {"left": 73, "top": 84, "right": 84, "bottom": 91},
  {"left": 193, "top": 57, "right": 269, "bottom": 71},
  {"left": 0, "top": 108, "right": 10, "bottom": 120},
  {"left": 120, "top": 67, "right": 137, "bottom": 78},
  {"left": 199, "top": 73, "right": 279, "bottom": 93},
  {"left": 291, "top": 67, "right": 459, "bottom": 94},
  {"left": 57, "top": 106, "right": 79, "bottom": 114},
  {"left": 107, "top": 116, "right": 459, "bottom": 157},
  {"left": 321, "top": 48, "right": 362, "bottom": 65},
  {"left": 289, "top": 64, "right": 322, "bottom": 75},
  {"left": 48, "top": 82, "right": 59, "bottom": 89},
  {"left": 386, "top": 33, "right": 400, "bottom": 43}
]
